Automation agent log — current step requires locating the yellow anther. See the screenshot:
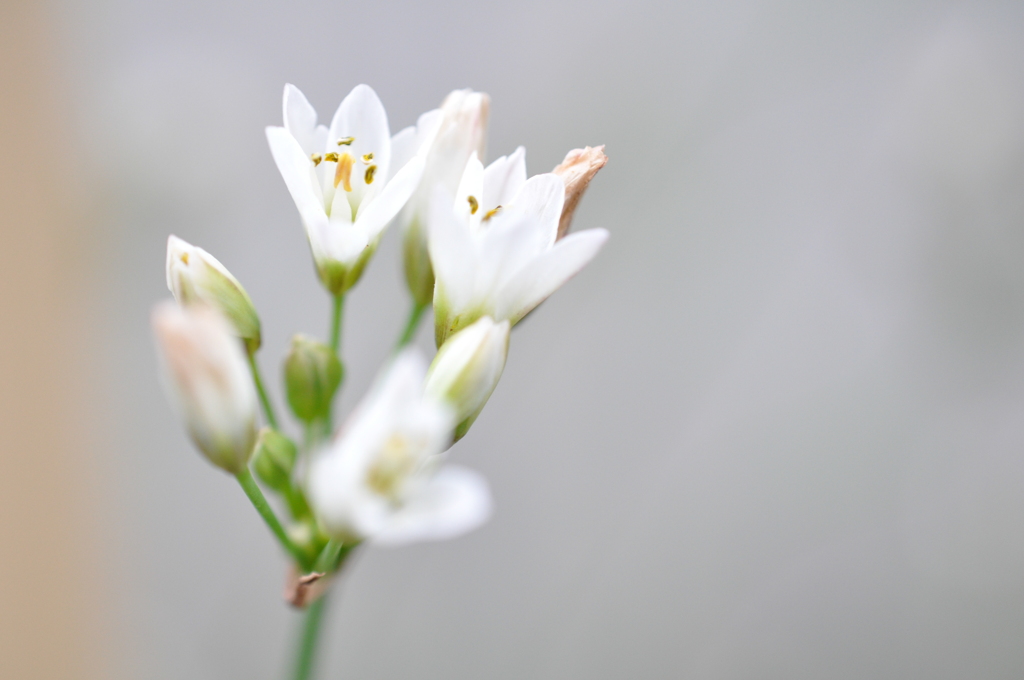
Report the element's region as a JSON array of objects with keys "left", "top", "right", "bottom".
[
  {"left": 364, "top": 165, "right": 377, "bottom": 184},
  {"left": 322, "top": 152, "right": 340, "bottom": 163},
  {"left": 311, "top": 153, "right": 323, "bottom": 166},
  {"left": 179, "top": 252, "right": 189, "bottom": 265},
  {"left": 362, "top": 152, "right": 374, "bottom": 162},
  {"left": 334, "top": 152, "right": 355, "bottom": 191},
  {"left": 337, "top": 136, "right": 355, "bottom": 146},
  {"left": 482, "top": 205, "right": 502, "bottom": 222},
  {"left": 467, "top": 195, "right": 479, "bottom": 215}
]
